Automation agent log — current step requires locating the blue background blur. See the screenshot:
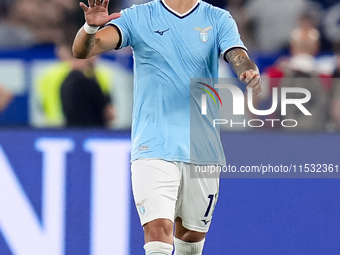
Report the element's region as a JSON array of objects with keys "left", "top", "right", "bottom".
[{"left": 0, "top": 130, "right": 339, "bottom": 255}]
